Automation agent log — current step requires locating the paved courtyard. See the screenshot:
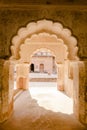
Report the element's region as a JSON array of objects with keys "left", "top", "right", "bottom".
[{"left": 0, "top": 81, "right": 86, "bottom": 130}]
